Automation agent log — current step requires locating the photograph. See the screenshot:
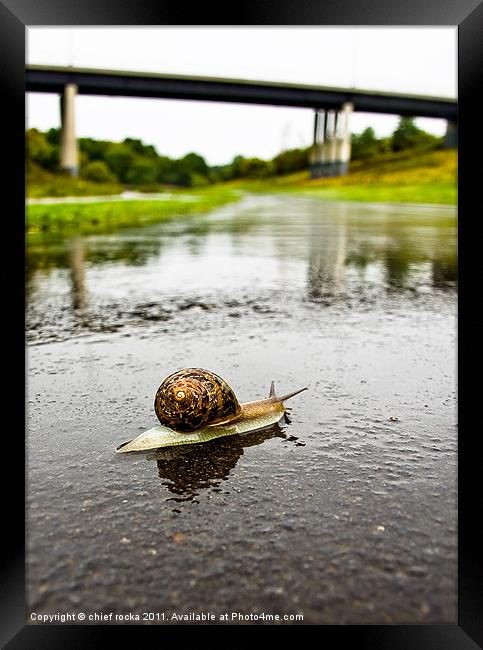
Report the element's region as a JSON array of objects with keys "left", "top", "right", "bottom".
[
  {"left": 0, "top": 0, "right": 476, "bottom": 636},
  {"left": 0, "top": 0, "right": 476, "bottom": 643},
  {"left": 17, "top": 17, "right": 472, "bottom": 640}
]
